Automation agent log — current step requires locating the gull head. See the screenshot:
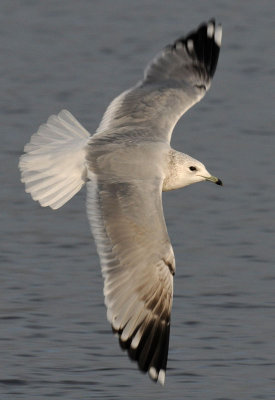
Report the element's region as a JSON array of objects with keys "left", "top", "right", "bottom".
[
  {"left": 163, "top": 151, "right": 223, "bottom": 191},
  {"left": 186, "top": 158, "right": 223, "bottom": 187}
]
